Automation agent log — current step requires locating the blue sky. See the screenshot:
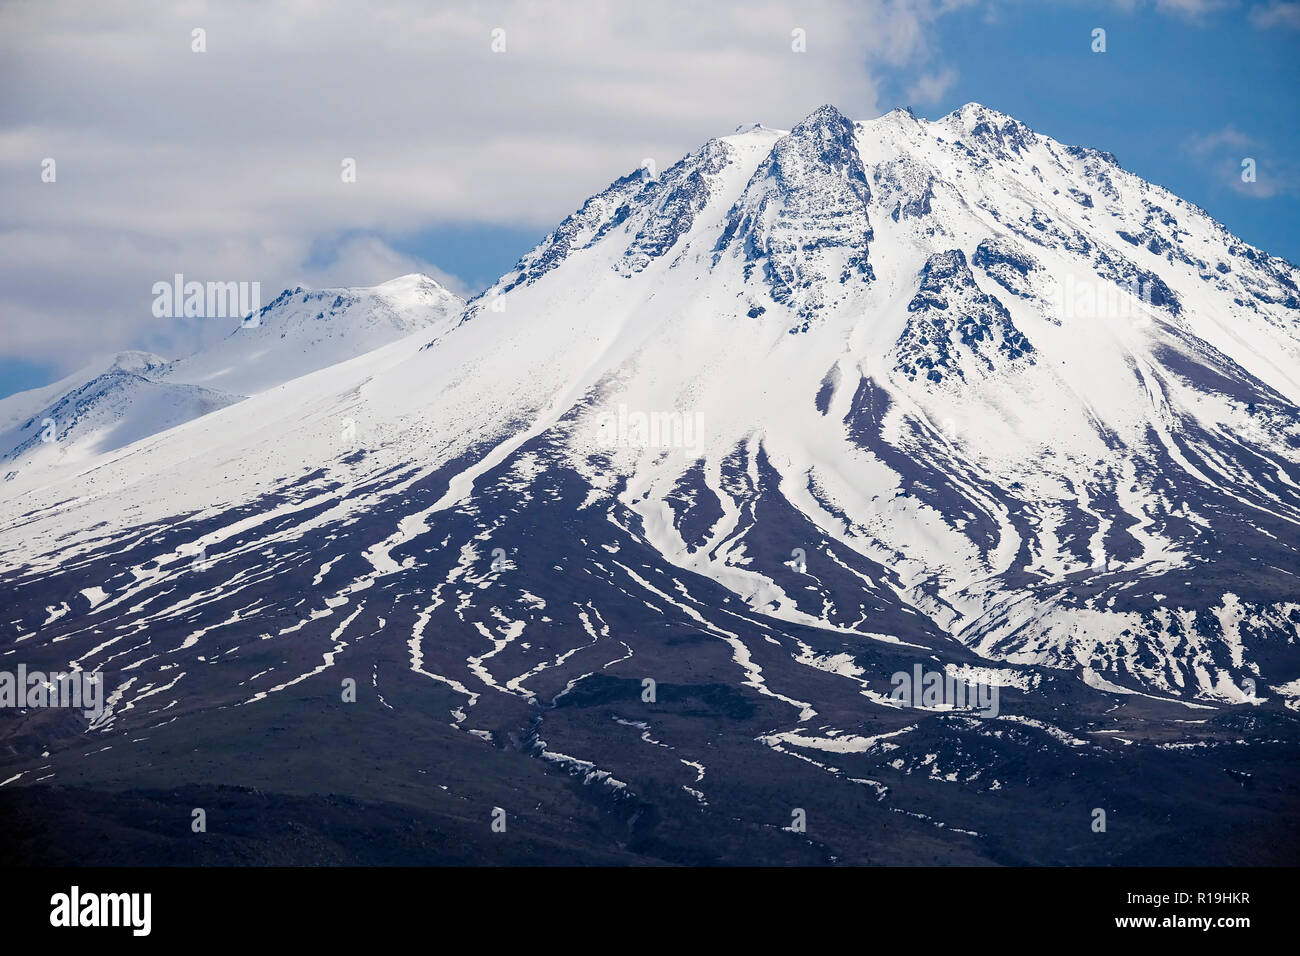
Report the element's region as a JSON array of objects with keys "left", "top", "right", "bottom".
[{"left": 2, "top": 0, "right": 1297, "bottom": 400}]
